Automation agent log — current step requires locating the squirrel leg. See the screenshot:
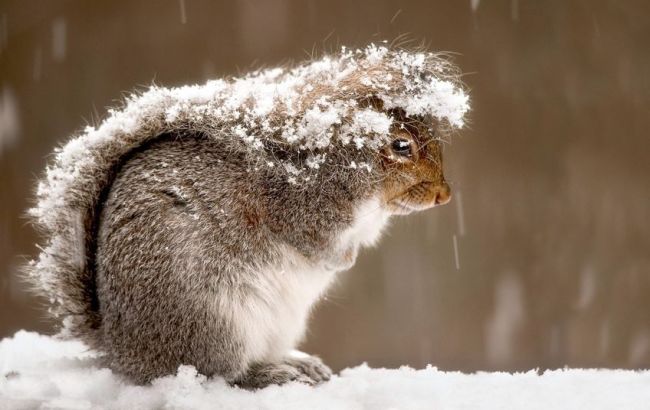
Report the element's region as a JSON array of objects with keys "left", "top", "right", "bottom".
[{"left": 233, "top": 352, "right": 332, "bottom": 389}]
